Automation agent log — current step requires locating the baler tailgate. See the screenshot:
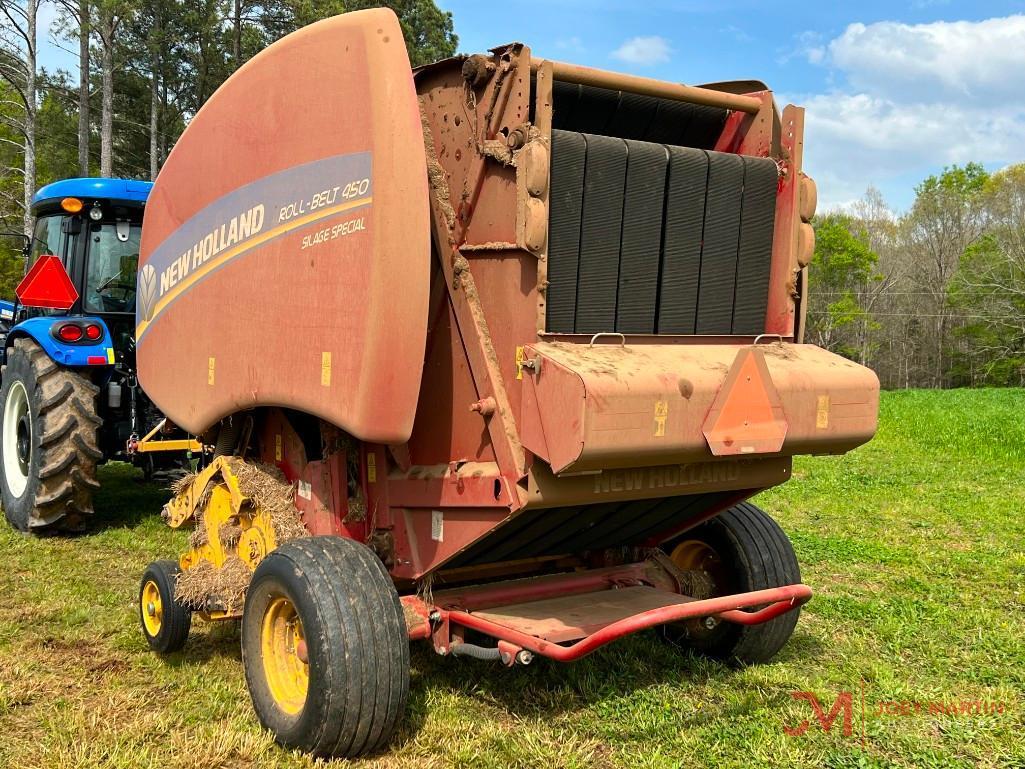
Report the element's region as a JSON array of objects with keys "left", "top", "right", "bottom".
[{"left": 520, "top": 341, "right": 879, "bottom": 474}]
